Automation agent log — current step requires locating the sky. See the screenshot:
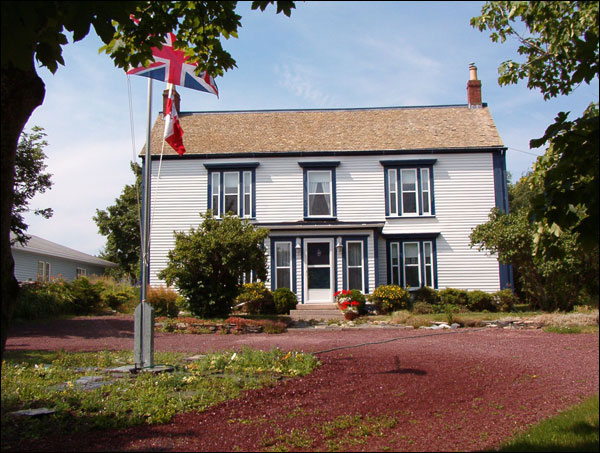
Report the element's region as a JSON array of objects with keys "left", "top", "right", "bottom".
[{"left": 22, "top": 1, "right": 599, "bottom": 257}]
